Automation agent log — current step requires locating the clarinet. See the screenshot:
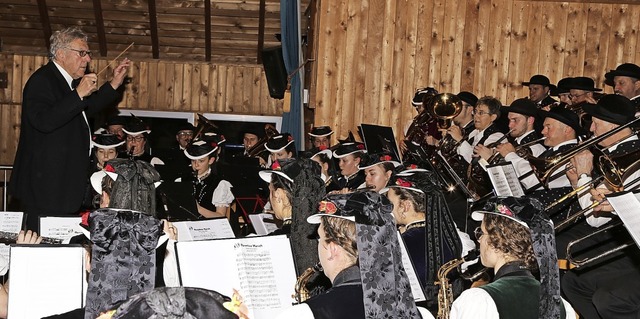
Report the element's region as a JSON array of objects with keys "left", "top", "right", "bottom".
[{"left": 0, "top": 231, "right": 63, "bottom": 245}]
